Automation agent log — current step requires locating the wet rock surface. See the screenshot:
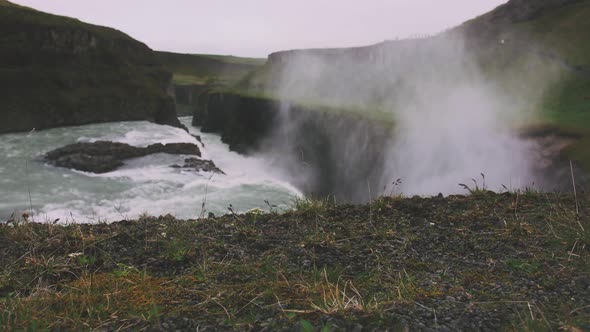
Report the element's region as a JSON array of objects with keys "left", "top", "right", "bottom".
[
  {"left": 171, "top": 157, "right": 225, "bottom": 174},
  {"left": 45, "top": 140, "right": 202, "bottom": 173},
  {"left": 191, "top": 134, "right": 205, "bottom": 147},
  {"left": 194, "top": 92, "right": 393, "bottom": 201}
]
